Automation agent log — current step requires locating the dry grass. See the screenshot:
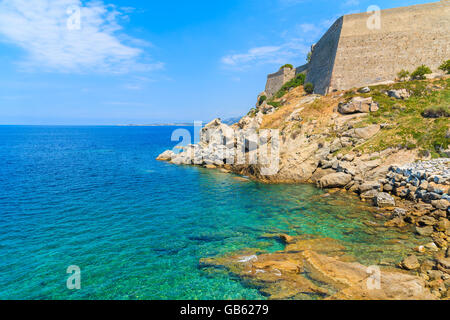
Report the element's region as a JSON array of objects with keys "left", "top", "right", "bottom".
[{"left": 260, "top": 86, "right": 340, "bottom": 130}]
